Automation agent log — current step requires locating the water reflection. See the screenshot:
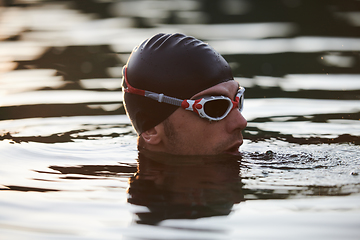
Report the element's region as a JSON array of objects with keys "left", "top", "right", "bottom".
[
  {"left": 127, "top": 149, "right": 244, "bottom": 225},
  {"left": 15, "top": 45, "right": 120, "bottom": 81}
]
